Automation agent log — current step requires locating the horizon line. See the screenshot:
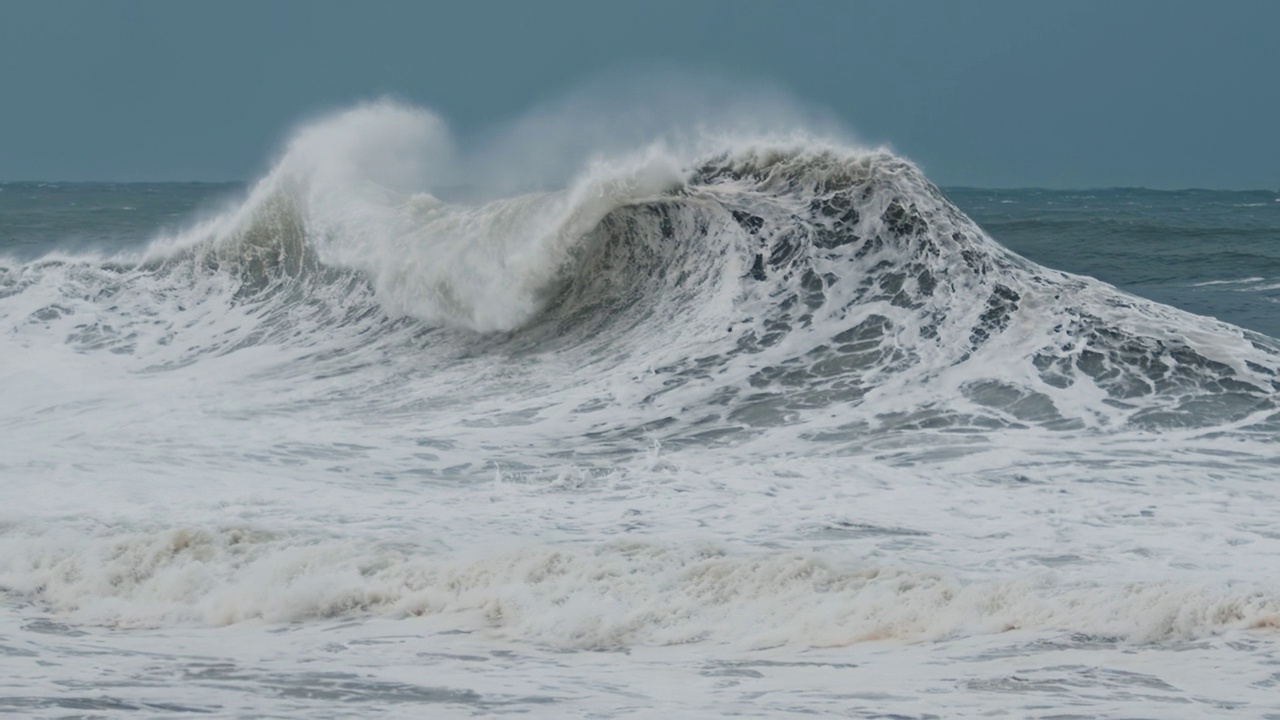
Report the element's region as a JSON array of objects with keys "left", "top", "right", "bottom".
[{"left": 1, "top": 180, "right": 1276, "bottom": 194}]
